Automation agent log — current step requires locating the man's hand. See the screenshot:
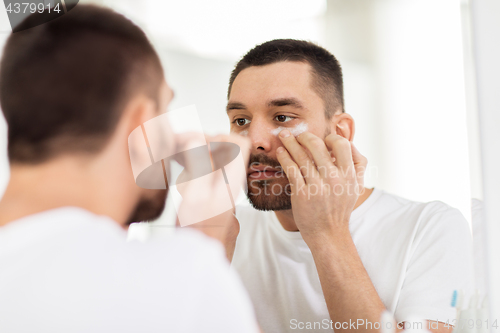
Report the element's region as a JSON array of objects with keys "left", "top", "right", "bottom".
[
  {"left": 175, "top": 133, "right": 250, "bottom": 261},
  {"left": 275, "top": 130, "right": 361, "bottom": 243},
  {"left": 177, "top": 210, "right": 240, "bottom": 261},
  {"left": 276, "top": 130, "right": 387, "bottom": 332}
]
